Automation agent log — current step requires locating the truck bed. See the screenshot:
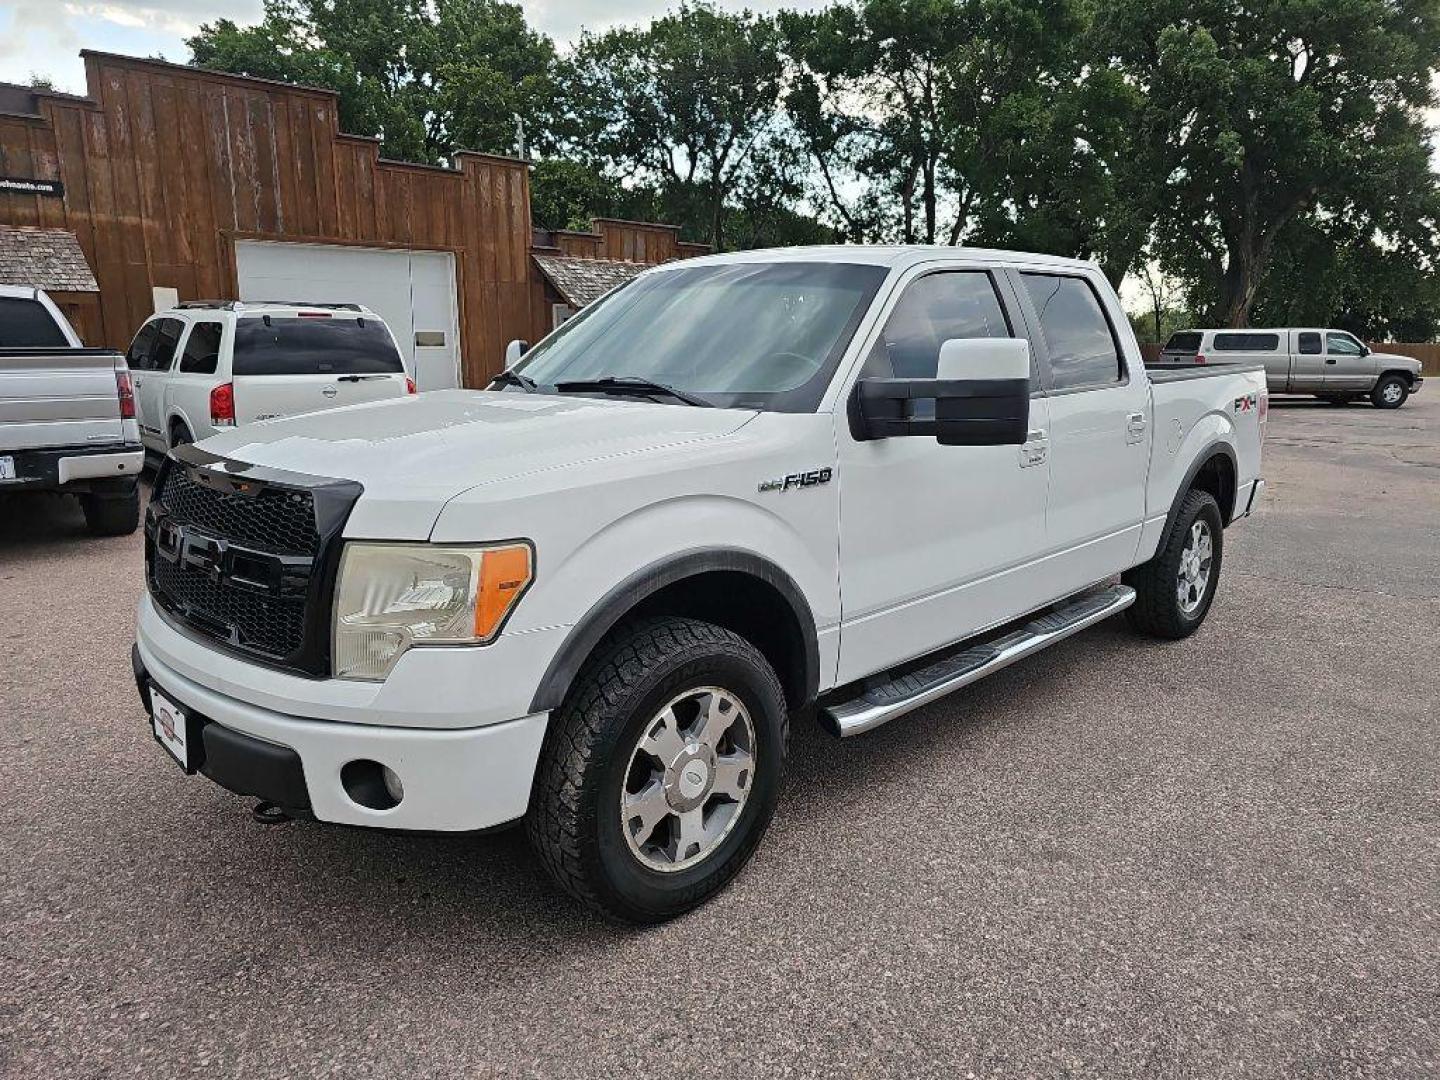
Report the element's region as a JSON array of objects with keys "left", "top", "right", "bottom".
[{"left": 1145, "top": 361, "right": 1267, "bottom": 383}]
